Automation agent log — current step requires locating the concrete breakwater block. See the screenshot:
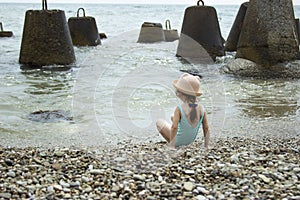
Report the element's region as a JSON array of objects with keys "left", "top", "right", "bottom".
[
  {"left": 225, "top": 2, "right": 249, "bottom": 52},
  {"left": 137, "top": 22, "right": 165, "bottom": 43},
  {"left": 295, "top": 18, "right": 300, "bottom": 42},
  {"left": 99, "top": 33, "right": 107, "bottom": 39},
  {"left": 19, "top": 9, "right": 75, "bottom": 67},
  {"left": 68, "top": 8, "right": 101, "bottom": 46},
  {"left": 236, "top": 0, "right": 299, "bottom": 66},
  {"left": 164, "top": 19, "right": 179, "bottom": 42},
  {"left": 0, "top": 22, "right": 13, "bottom": 37},
  {"left": 176, "top": 0, "right": 225, "bottom": 61}
]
